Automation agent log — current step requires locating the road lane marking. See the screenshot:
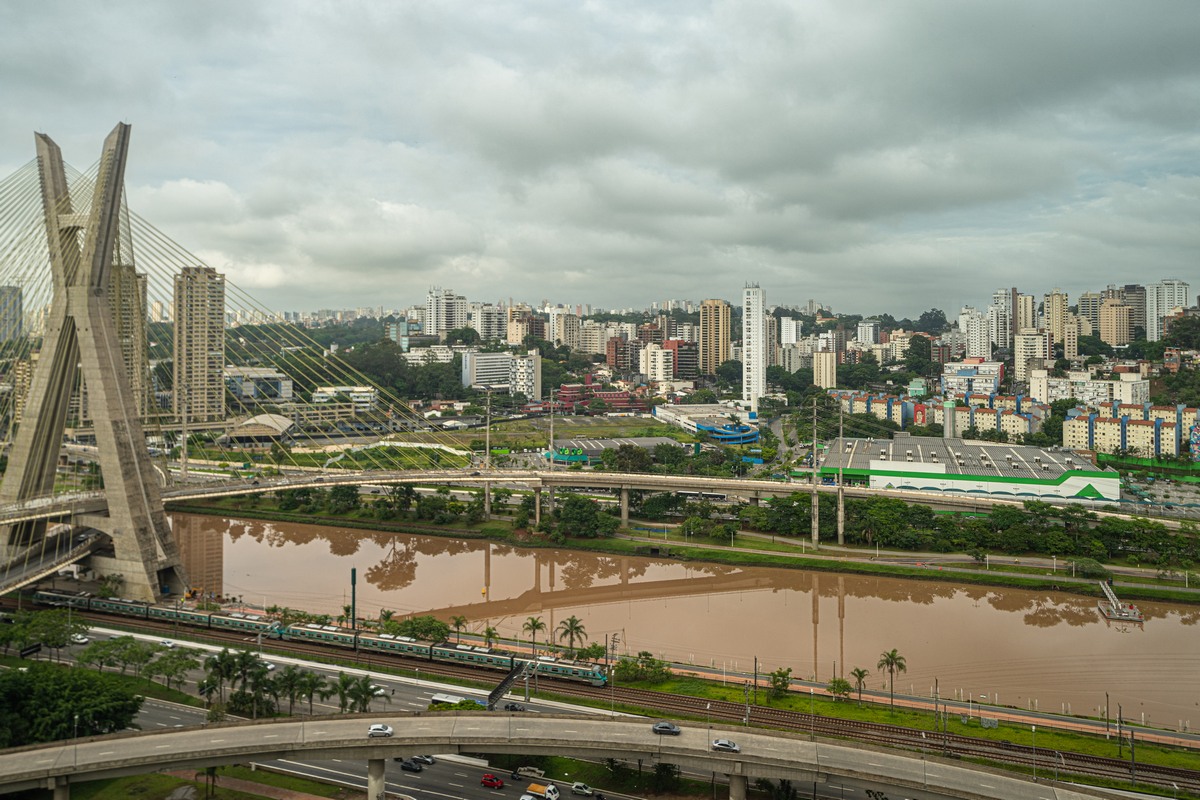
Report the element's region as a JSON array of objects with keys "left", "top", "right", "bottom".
[
  {"left": 210, "top": 739, "right": 225, "bottom": 743},
  {"left": 264, "top": 734, "right": 278, "bottom": 739},
  {"left": 98, "top": 752, "right": 113, "bottom": 756},
  {"left": 448, "top": 782, "right": 463, "bottom": 787}
]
